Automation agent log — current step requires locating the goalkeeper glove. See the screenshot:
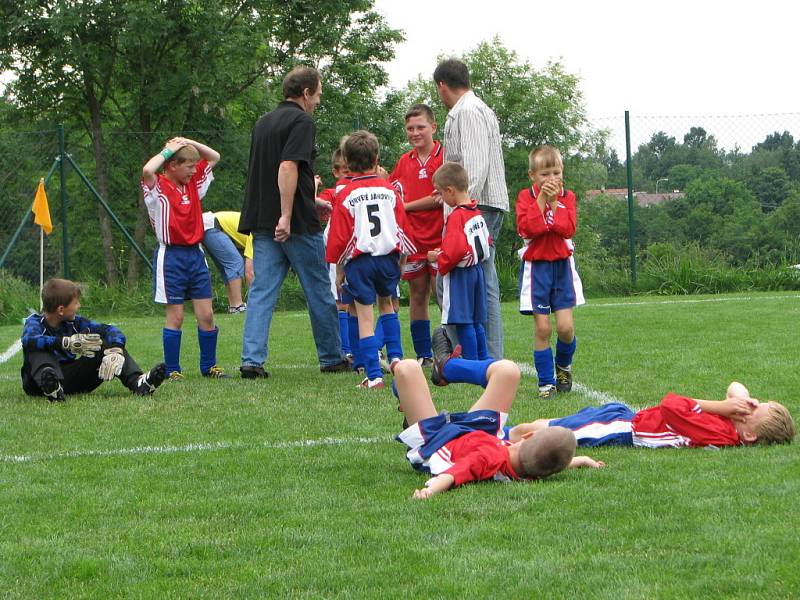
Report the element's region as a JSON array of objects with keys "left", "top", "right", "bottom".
[
  {"left": 62, "top": 333, "right": 103, "bottom": 357},
  {"left": 98, "top": 347, "right": 125, "bottom": 381}
]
